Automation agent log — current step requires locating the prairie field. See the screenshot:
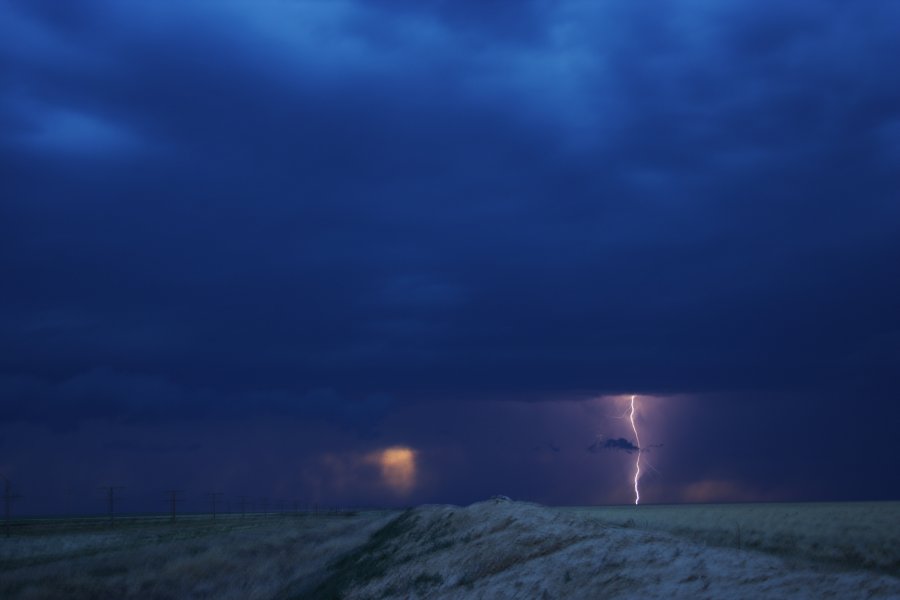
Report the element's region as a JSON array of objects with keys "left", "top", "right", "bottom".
[
  {"left": 569, "top": 501, "right": 900, "bottom": 572},
  {"left": 0, "top": 512, "right": 393, "bottom": 599},
  {"left": 0, "top": 501, "right": 897, "bottom": 599}
]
